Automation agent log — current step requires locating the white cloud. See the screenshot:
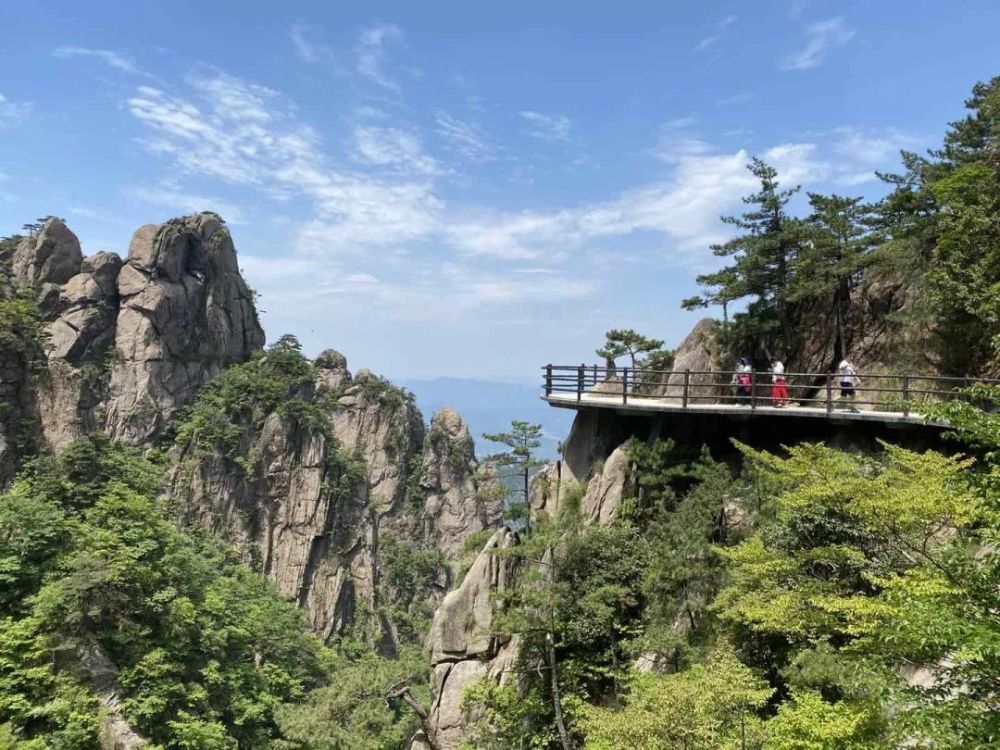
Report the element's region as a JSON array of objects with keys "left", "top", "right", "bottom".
[
  {"left": 695, "top": 34, "right": 722, "bottom": 51},
  {"left": 781, "top": 17, "right": 855, "bottom": 70},
  {"left": 0, "top": 93, "right": 32, "bottom": 126},
  {"left": 434, "top": 111, "right": 494, "bottom": 160},
  {"left": 130, "top": 183, "right": 247, "bottom": 224},
  {"left": 355, "top": 23, "right": 403, "bottom": 91},
  {"left": 520, "top": 110, "right": 571, "bottom": 142},
  {"left": 720, "top": 14, "right": 739, "bottom": 26},
  {"left": 53, "top": 46, "right": 149, "bottom": 76},
  {"left": 289, "top": 24, "right": 337, "bottom": 65},
  {"left": 352, "top": 125, "right": 440, "bottom": 175}
]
